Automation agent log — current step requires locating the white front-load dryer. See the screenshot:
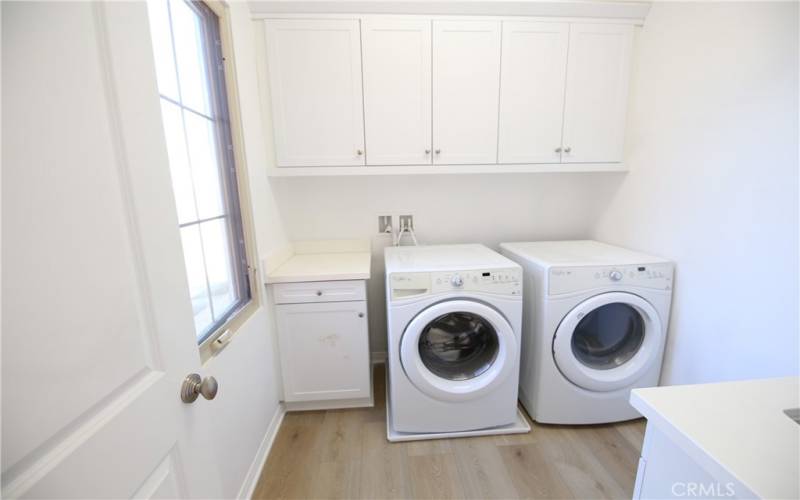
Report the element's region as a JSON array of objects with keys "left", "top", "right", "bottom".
[
  {"left": 384, "top": 245, "right": 524, "bottom": 436},
  {"left": 500, "top": 240, "right": 674, "bottom": 424}
]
